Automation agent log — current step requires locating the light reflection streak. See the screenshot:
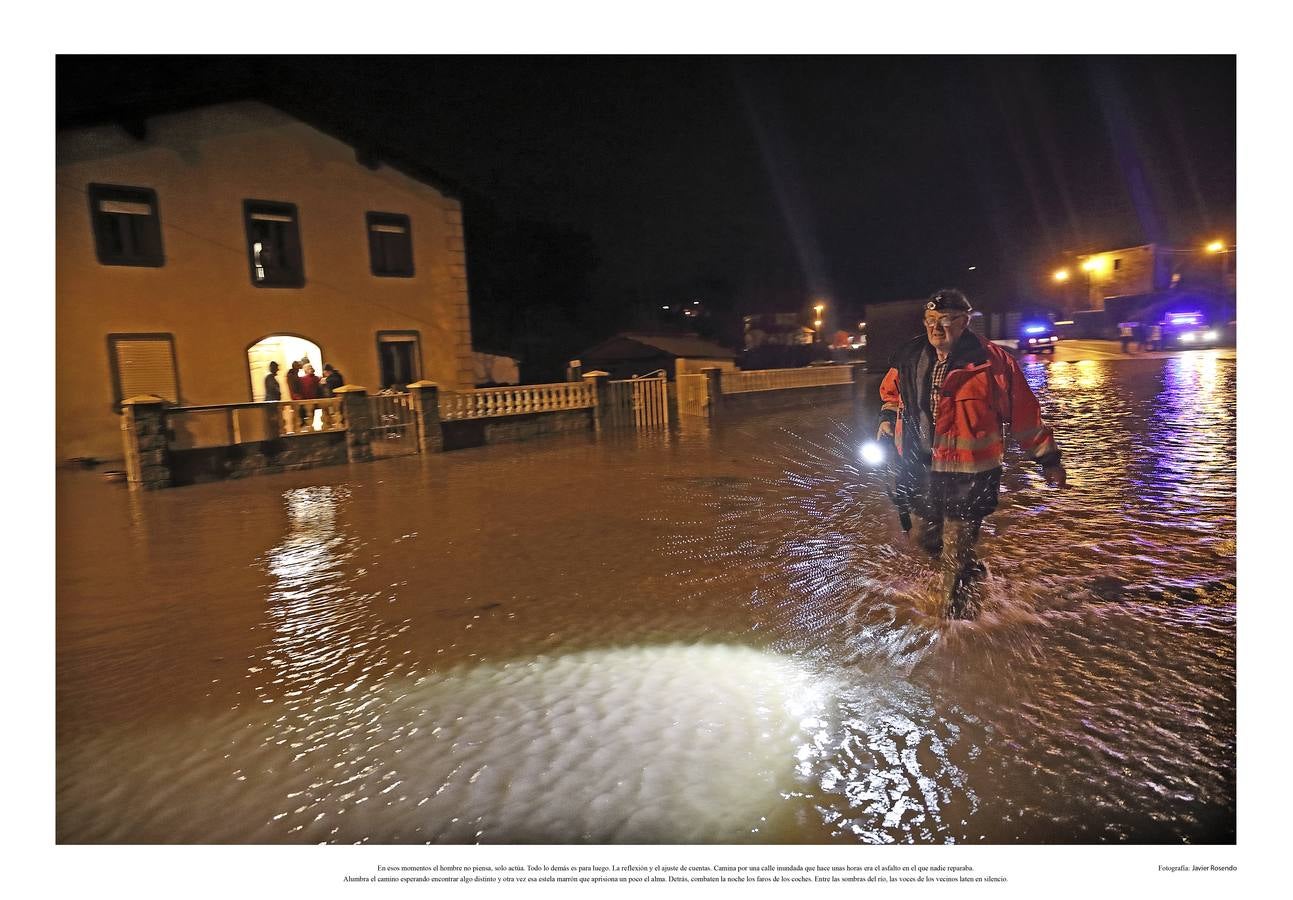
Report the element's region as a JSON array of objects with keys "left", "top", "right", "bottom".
[{"left": 244, "top": 485, "right": 413, "bottom": 837}]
